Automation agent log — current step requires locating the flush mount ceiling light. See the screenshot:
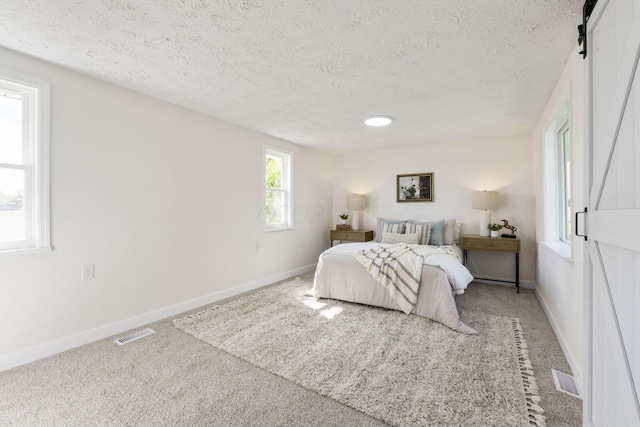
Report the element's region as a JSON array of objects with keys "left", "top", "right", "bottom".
[{"left": 364, "top": 115, "right": 393, "bottom": 127}]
